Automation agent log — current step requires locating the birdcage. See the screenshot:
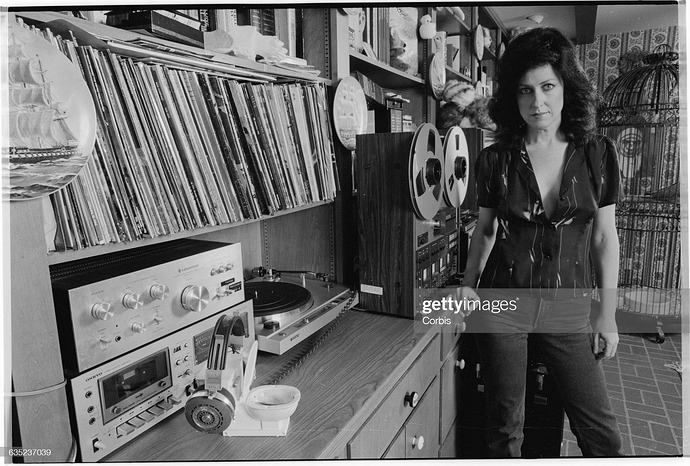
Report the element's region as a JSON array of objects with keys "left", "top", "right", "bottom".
[{"left": 598, "top": 44, "right": 681, "bottom": 343}]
